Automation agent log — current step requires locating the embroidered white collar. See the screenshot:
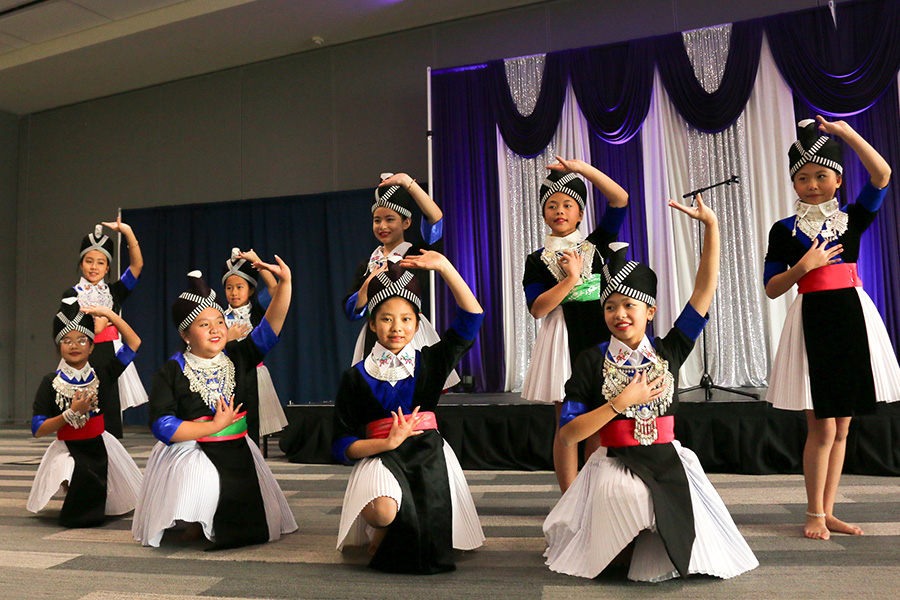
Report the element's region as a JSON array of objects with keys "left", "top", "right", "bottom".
[
  {"left": 543, "top": 229, "right": 585, "bottom": 252},
  {"left": 607, "top": 336, "right": 658, "bottom": 367},
  {"left": 794, "top": 198, "right": 848, "bottom": 242},
  {"left": 364, "top": 341, "right": 416, "bottom": 384},
  {"left": 225, "top": 302, "right": 252, "bottom": 320},
  {"left": 74, "top": 278, "right": 113, "bottom": 309},
  {"left": 58, "top": 361, "right": 95, "bottom": 383},
  {"left": 368, "top": 241, "right": 413, "bottom": 273}
]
